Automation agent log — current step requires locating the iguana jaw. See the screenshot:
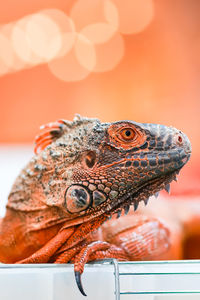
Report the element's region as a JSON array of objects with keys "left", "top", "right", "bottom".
[
  {"left": 61, "top": 170, "right": 178, "bottom": 229},
  {"left": 62, "top": 146, "right": 191, "bottom": 229},
  {"left": 107, "top": 170, "right": 178, "bottom": 218}
]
